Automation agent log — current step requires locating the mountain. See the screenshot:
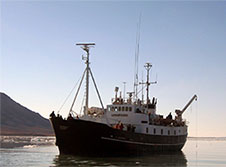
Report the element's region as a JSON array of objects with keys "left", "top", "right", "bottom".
[{"left": 0, "top": 93, "right": 53, "bottom": 136}]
